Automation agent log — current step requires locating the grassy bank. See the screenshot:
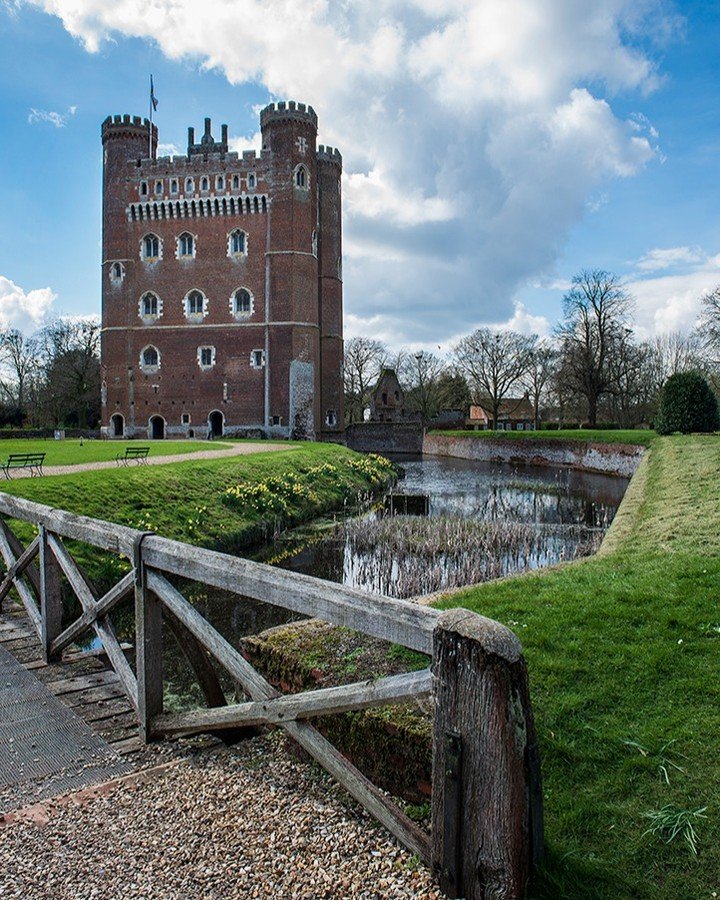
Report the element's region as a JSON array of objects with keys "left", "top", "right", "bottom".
[
  {"left": 437, "top": 435, "right": 719, "bottom": 898},
  {"left": 429, "top": 428, "right": 655, "bottom": 446},
  {"left": 0, "top": 444, "right": 394, "bottom": 554},
  {"left": 0, "top": 438, "right": 233, "bottom": 467}
]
